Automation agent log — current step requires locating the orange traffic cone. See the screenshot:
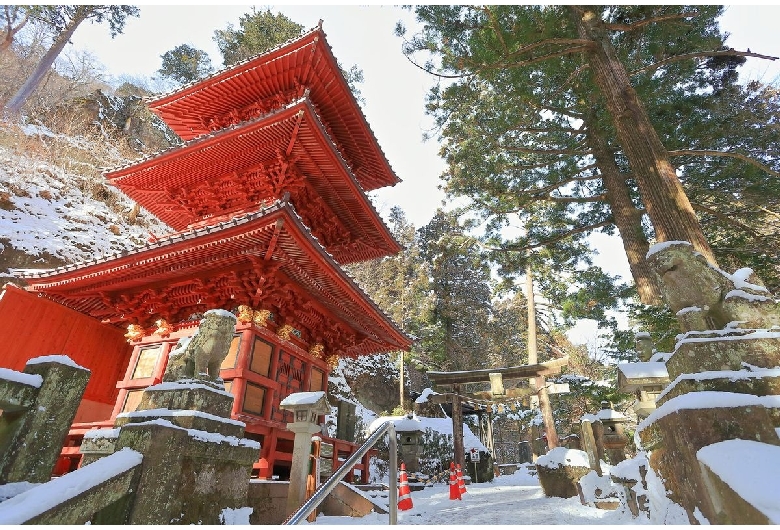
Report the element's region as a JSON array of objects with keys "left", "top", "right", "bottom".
[
  {"left": 449, "top": 462, "right": 461, "bottom": 500},
  {"left": 457, "top": 464, "right": 467, "bottom": 496},
  {"left": 398, "top": 462, "right": 414, "bottom": 511}
]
